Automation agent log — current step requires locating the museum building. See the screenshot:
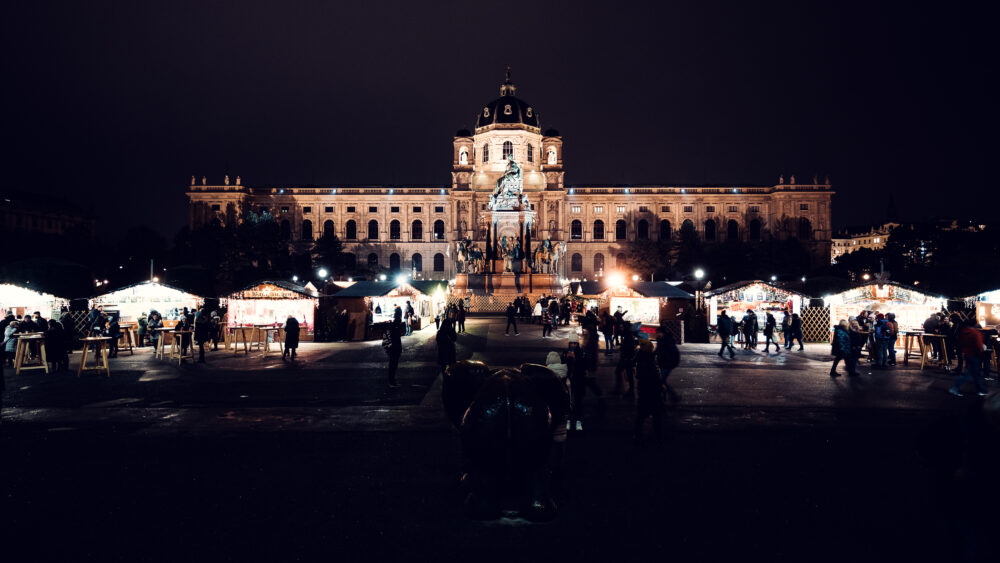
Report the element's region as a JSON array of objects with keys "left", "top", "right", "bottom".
[{"left": 187, "top": 72, "right": 834, "bottom": 279}]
